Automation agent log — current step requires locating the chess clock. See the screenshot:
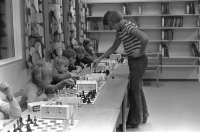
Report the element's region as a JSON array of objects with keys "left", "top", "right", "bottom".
[
  {"left": 40, "top": 104, "right": 74, "bottom": 120},
  {"left": 76, "top": 80, "right": 98, "bottom": 93},
  {"left": 27, "top": 101, "right": 48, "bottom": 112}
]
